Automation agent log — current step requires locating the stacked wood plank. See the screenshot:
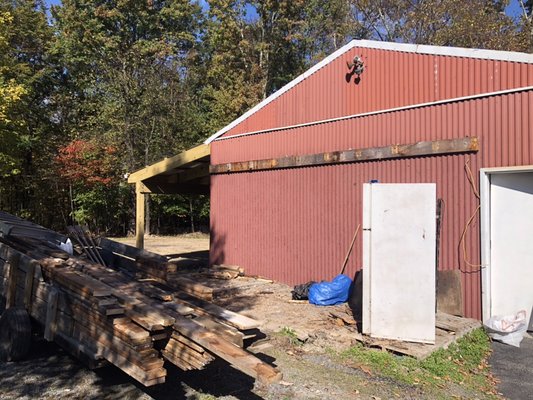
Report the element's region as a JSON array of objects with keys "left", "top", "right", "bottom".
[
  {"left": 0, "top": 215, "right": 282, "bottom": 387},
  {"left": 97, "top": 237, "right": 214, "bottom": 301},
  {"left": 199, "top": 264, "right": 244, "bottom": 280}
]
